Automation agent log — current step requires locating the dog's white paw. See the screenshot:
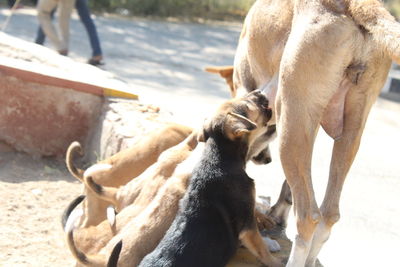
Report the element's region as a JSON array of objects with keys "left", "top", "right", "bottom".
[{"left": 263, "top": 236, "right": 281, "bottom": 252}]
